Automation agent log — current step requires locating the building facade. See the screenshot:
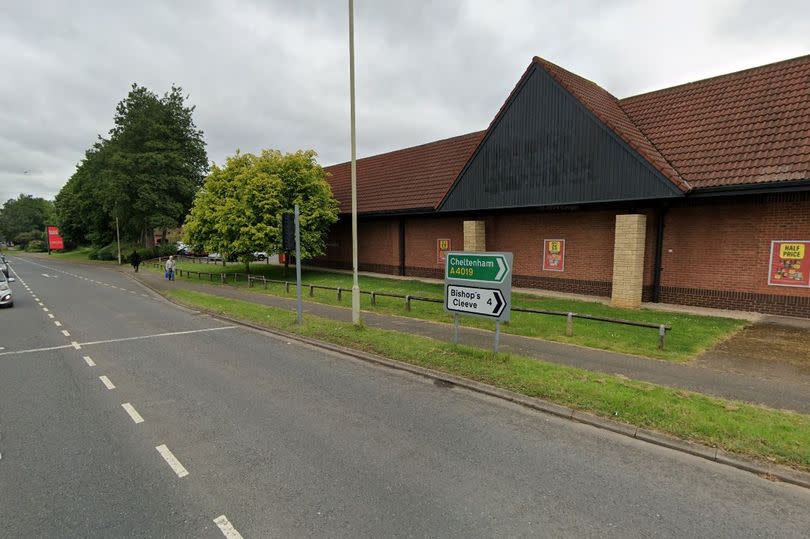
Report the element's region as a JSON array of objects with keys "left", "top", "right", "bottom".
[{"left": 316, "top": 55, "right": 810, "bottom": 317}]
